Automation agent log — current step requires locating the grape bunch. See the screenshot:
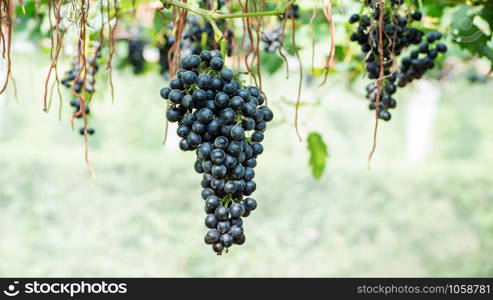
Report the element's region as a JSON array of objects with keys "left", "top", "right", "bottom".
[
  {"left": 158, "top": 35, "right": 175, "bottom": 75},
  {"left": 397, "top": 33, "right": 447, "bottom": 87},
  {"left": 283, "top": 4, "right": 300, "bottom": 19},
  {"left": 127, "top": 39, "right": 146, "bottom": 74},
  {"left": 61, "top": 44, "right": 101, "bottom": 136},
  {"left": 181, "top": 18, "right": 215, "bottom": 56},
  {"left": 156, "top": 21, "right": 212, "bottom": 77},
  {"left": 158, "top": 19, "right": 234, "bottom": 77},
  {"left": 181, "top": 18, "right": 234, "bottom": 58},
  {"left": 349, "top": 0, "right": 447, "bottom": 121},
  {"left": 160, "top": 51, "right": 273, "bottom": 255},
  {"left": 224, "top": 29, "right": 234, "bottom": 57},
  {"left": 261, "top": 26, "right": 283, "bottom": 53}
]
